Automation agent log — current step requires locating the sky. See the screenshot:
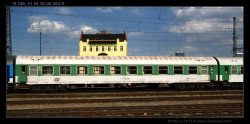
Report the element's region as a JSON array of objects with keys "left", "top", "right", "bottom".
[{"left": 9, "top": 7, "right": 243, "bottom": 57}]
